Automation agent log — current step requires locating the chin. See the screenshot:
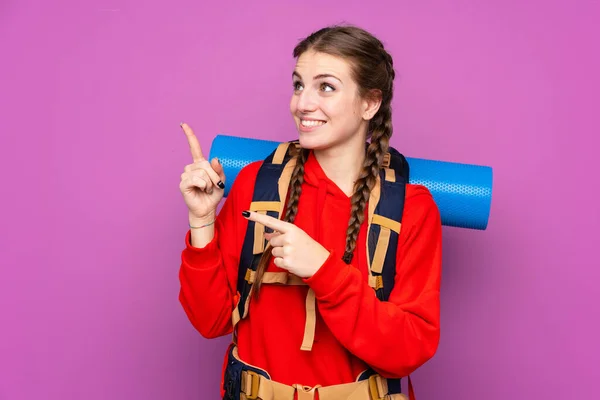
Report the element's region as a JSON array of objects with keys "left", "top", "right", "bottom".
[{"left": 297, "top": 134, "right": 327, "bottom": 150}]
